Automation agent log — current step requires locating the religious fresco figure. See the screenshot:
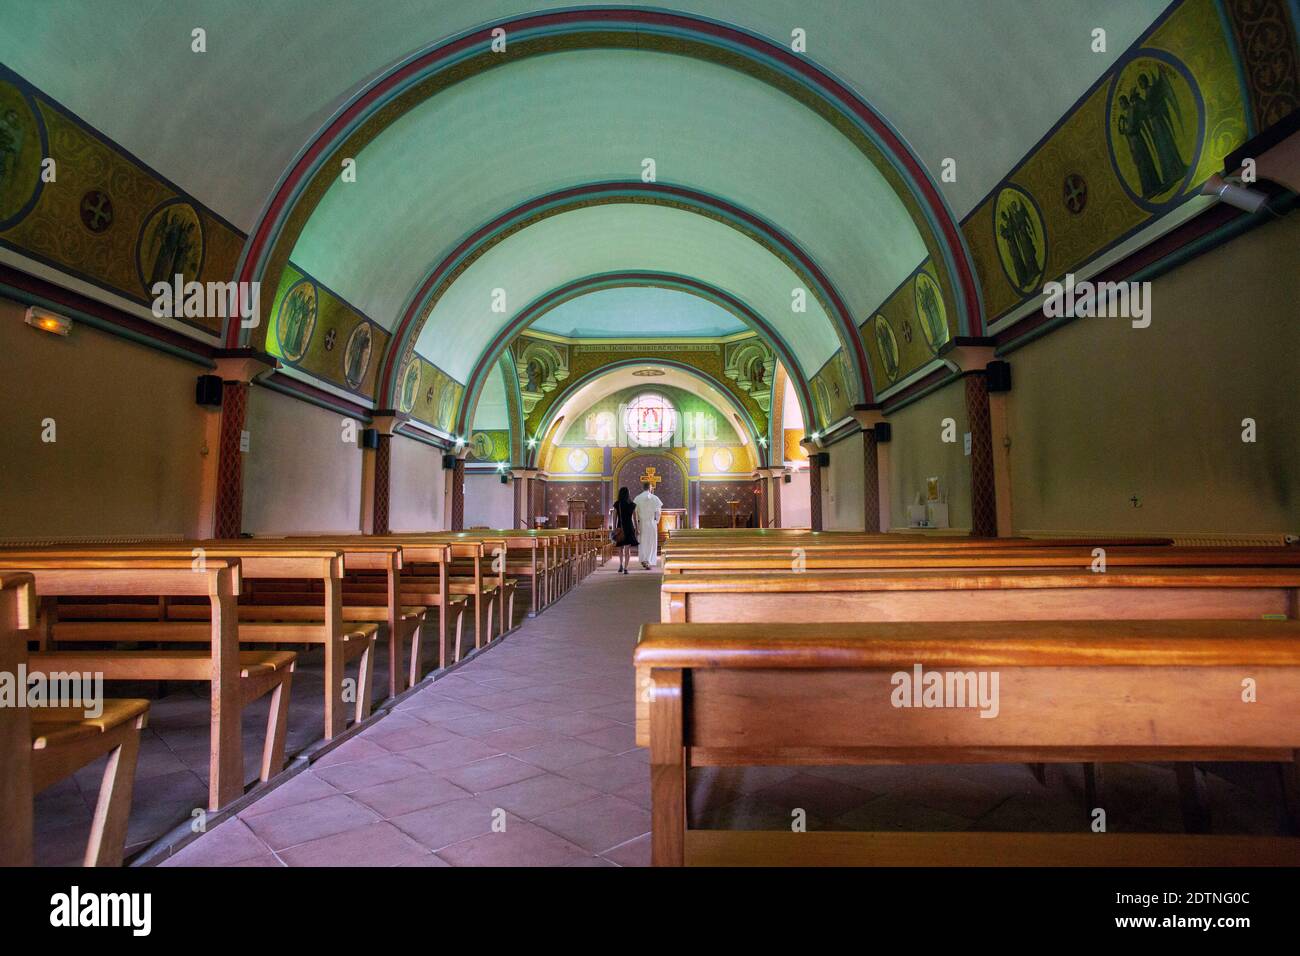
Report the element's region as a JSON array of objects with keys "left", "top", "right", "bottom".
[
  {"left": 0, "top": 108, "right": 25, "bottom": 198},
  {"left": 343, "top": 323, "right": 372, "bottom": 388},
  {"left": 872, "top": 315, "right": 900, "bottom": 382},
  {"left": 1139, "top": 67, "right": 1188, "bottom": 191},
  {"left": 1114, "top": 62, "right": 1191, "bottom": 201},
  {"left": 525, "top": 358, "right": 542, "bottom": 392},
  {"left": 278, "top": 285, "right": 317, "bottom": 360},
  {"left": 144, "top": 208, "right": 200, "bottom": 288},
  {"left": 399, "top": 360, "right": 421, "bottom": 413},
  {"left": 915, "top": 273, "right": 948, "bottom": 352},
  {"left": 997, "top": 197, "right": 1042, "bottom": 292},
  {"left": 1116, "top": 93, "right": 1162, "bottom": 199}
]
